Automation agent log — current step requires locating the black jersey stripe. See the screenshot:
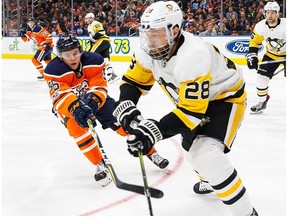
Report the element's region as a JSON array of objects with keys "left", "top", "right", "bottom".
[
  {"left": 212, "top": 169, "right": 237, "bottom": 190},
  {"left": 222, "top": 187, "right": 246, "bottom": 205}
]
